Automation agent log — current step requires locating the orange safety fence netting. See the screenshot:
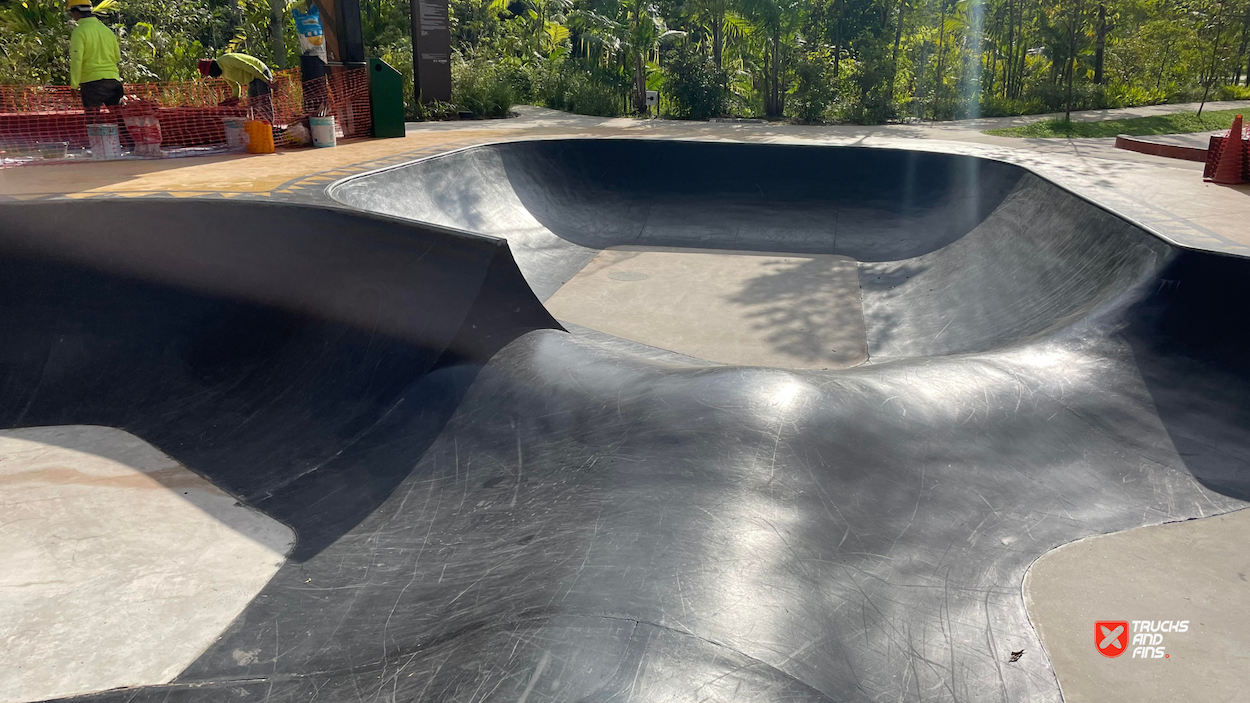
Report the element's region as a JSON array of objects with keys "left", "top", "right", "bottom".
[{"left": 1, "top": 67, "right": 371, "bottom": 167}]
